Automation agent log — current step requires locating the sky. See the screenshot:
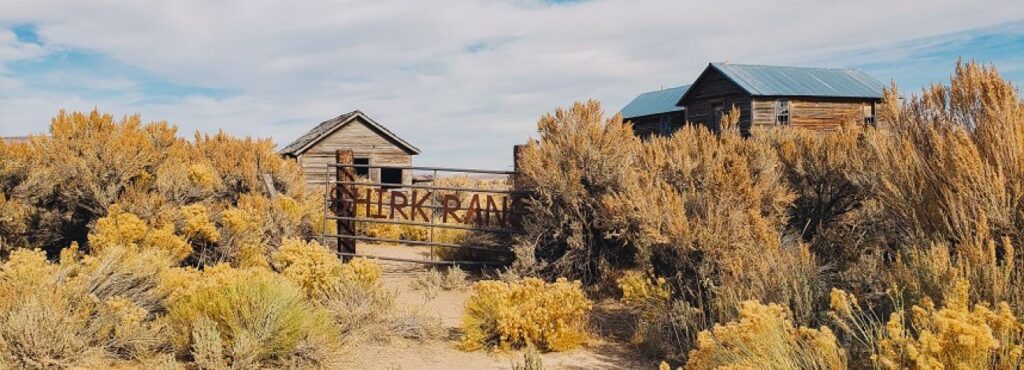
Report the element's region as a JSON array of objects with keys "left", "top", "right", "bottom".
[{"left": 1, "top": 0, "right": 1023, "bottom": 169}]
